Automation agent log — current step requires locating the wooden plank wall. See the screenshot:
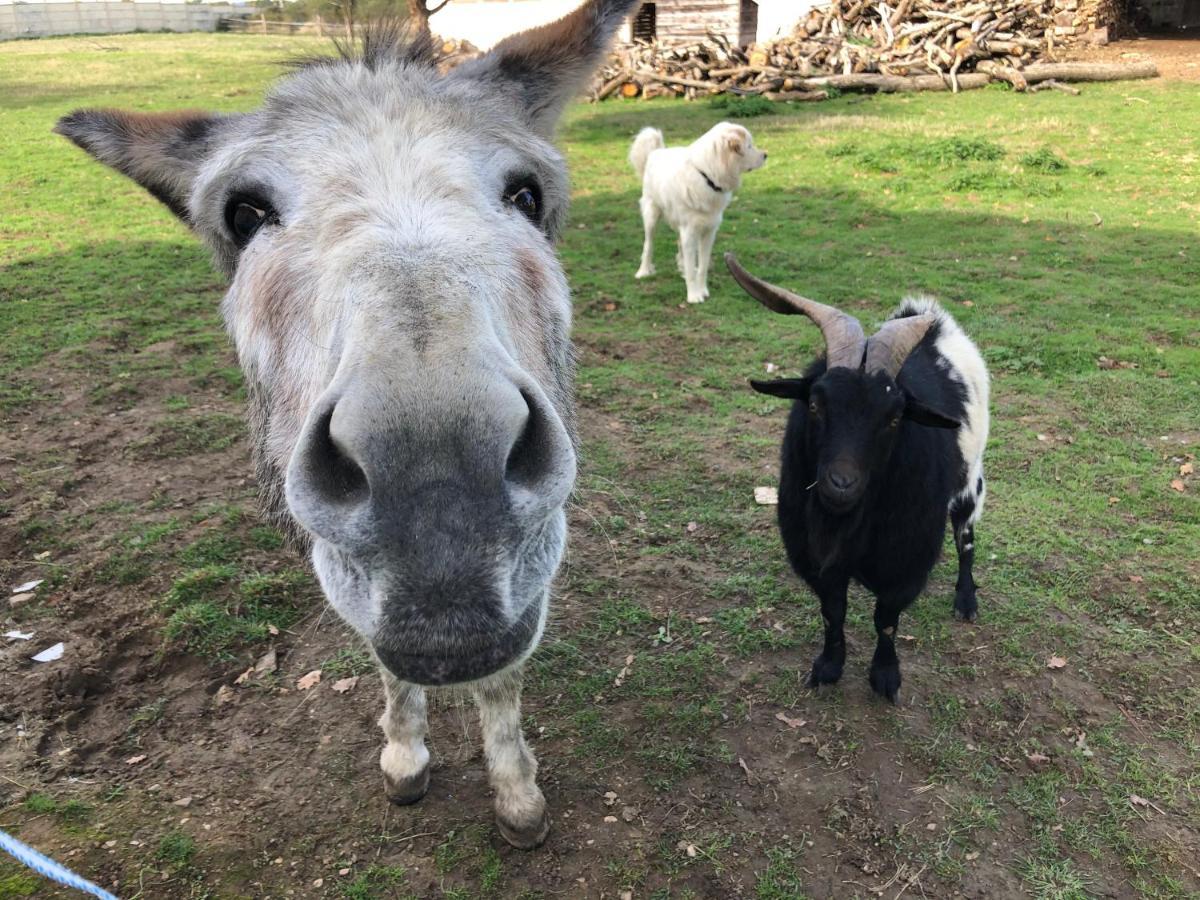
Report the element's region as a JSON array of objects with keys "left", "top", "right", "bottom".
[{"left": 654, "top": 0, "right": 742, "bottom": 44}]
